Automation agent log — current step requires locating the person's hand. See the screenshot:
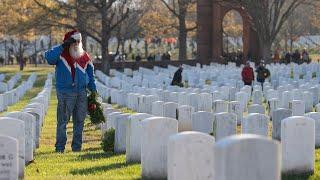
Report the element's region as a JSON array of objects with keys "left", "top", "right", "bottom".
[{"left": 62, "top": 37, "right": 76, "bottom": 49}]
